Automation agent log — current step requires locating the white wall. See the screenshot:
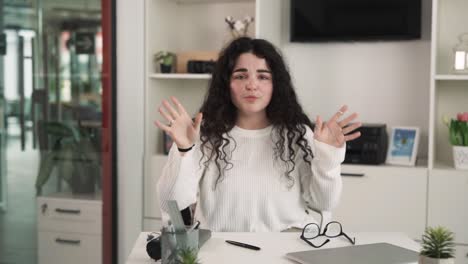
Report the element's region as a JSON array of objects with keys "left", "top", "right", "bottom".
[
  {"left": 279, "top": 0, "right": 433, "bottom": 160},
  {"left": 117, "top": 0, "right": 144, "bottom": 263}
]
